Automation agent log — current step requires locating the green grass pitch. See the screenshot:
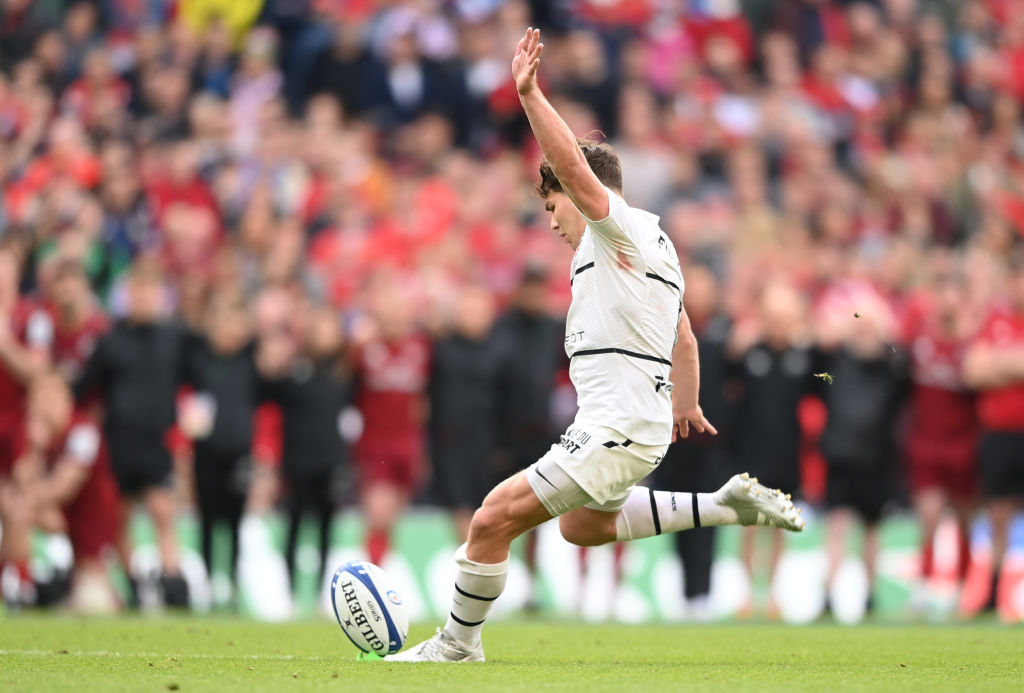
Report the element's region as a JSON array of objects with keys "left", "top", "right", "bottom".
[{"left": 2, "top": 616, "right": 1023, "bottom": 692}]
